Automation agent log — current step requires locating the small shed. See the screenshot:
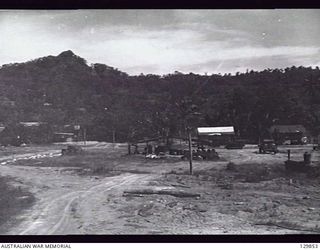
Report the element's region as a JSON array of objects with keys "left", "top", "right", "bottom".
[
  {"left": 269, "top": 125, "right": 307, "bottom": 145},
  {"left": 0, "top": 125, "right": 22, "bottom": 146},
  {"left": 197, "top": 126, "right": 235, "bottom": 146},
  {"left": 134, "top": 136, "right": 167, "bottom": 155},
  {"left": 0, "top": 122, "right": 52, "bottom": 145},
  {"left": 53, "top": 132, "right": 75, "bottom": 142}
]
